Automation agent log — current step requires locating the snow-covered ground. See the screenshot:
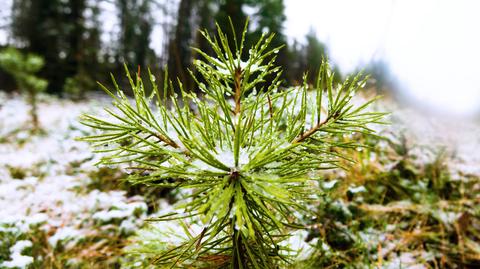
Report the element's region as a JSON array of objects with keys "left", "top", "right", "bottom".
[
  {"left": 0, "top": 93, "right": 150, "bottom": 268},
  {"left": 0, "top": 92, "right": 478, "bottom": 268},
  {"left": 386, "top": 101, "right": 480, "bottom": 177}
]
